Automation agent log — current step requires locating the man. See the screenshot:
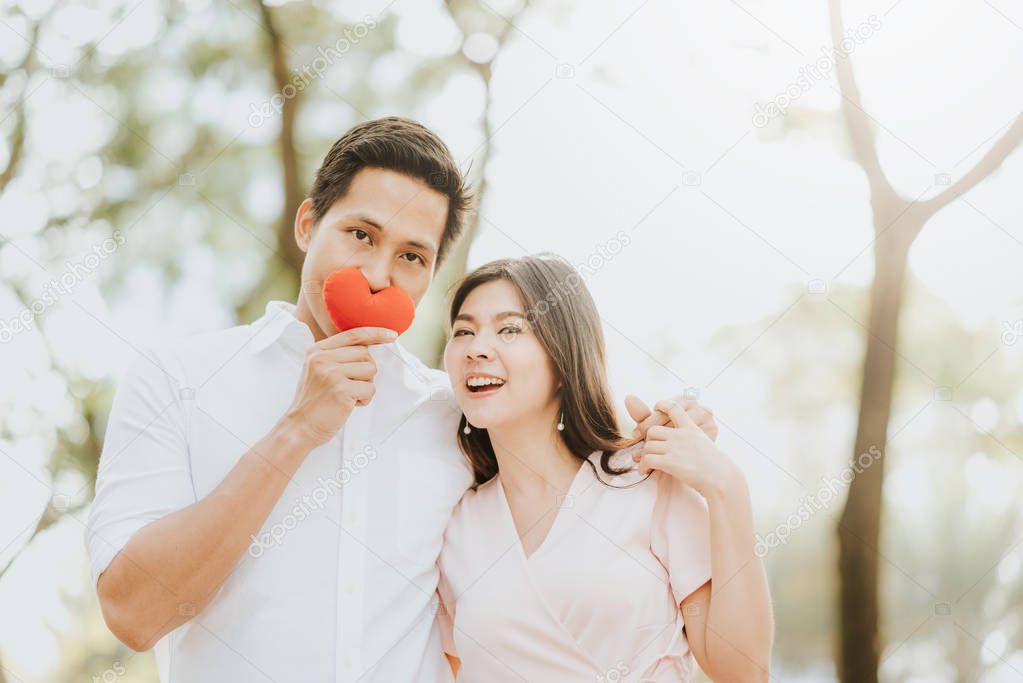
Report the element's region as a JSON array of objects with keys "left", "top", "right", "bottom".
[{"left": 86, "top": 117, "right": 714, "bottom": 682}]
